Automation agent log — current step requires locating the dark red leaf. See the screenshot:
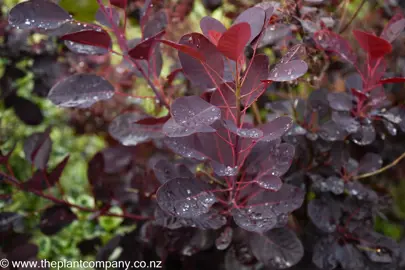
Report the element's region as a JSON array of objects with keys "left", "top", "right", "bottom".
[
  {"left": 24, "top": 156, "right": 69, "bottom": 191},
  {"left": 218, "top": 23, "right": 251, "bottom": 61},
  {"left": 159, "top": 39, "right": 205, "bottom": 61},
  {"left": 128, "top": 30, "right": 165, "bottom": 60},
  {"left": 40, "top": 204, "right": 77, "bottom": 235},
  {"left": 12, "top": 96, "right": 44, "bottom": 125},
  {"left": 23, "top": 130, "right": 52, "bottom": 170},
  {"left": 61, "top": 29, "right": 112, "bottom": 51},
  {"left": 110, "top": 0, "right": 126, "bottom": 9},
  {"left": 379, "top": 77, "right": 405, "bottom": 84},
  {"left": 353, "top": 30, "right": 392, "bottom": 58}
]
